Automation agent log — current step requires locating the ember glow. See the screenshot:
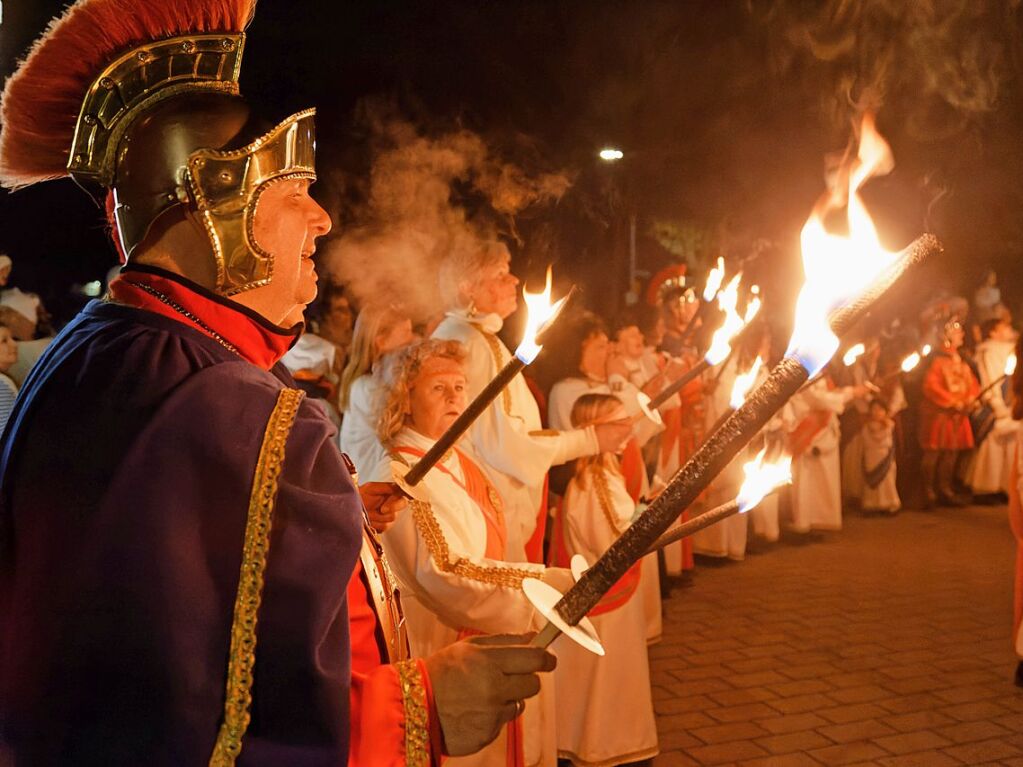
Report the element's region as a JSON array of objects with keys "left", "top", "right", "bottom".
[
  {"left": 736, "top": 448, "right": 792, "bottom": 513},
  {"left": 730, "top": 356, "right": 763, "bottom": 410},
  {"left": 705, "top": 275, "right": 761, "bottom": 366},
  {"left": 842, "top": 343, "right": 866, "bottom": 367},
  {"left": 901, "top": 352, "right": 922, "bottom": 373},
  {"left": 786, "top": 113, "right": 899, "bottom": 377},
  {"left": 1006, "top": 353, "right": 1017, "bottom": 377},
  {"left": 515, "top": 267, "right": 569, "bottom": 364},
  {"left": 703, "top": 257, "right": 726, "bottom": 302}
]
